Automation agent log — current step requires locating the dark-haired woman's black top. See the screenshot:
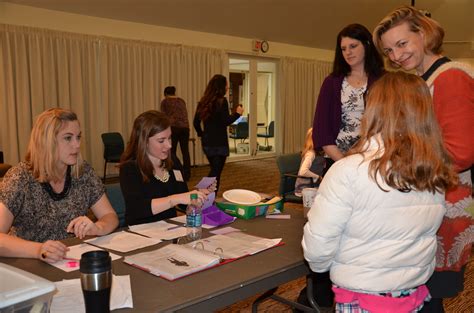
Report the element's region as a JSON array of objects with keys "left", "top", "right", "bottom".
[
  {"left": 193, "top": 98, "right": 240, "bottom": 156},
  {"left": 119, "top": 156, "right": 188, "bottom": 226}
]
